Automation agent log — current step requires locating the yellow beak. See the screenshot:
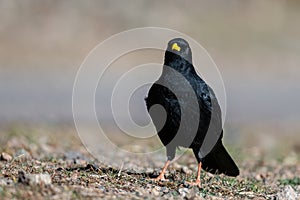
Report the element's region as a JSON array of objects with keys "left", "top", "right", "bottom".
[{"left": 171, "top": 43, "right": 181, "bottom": 52}]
